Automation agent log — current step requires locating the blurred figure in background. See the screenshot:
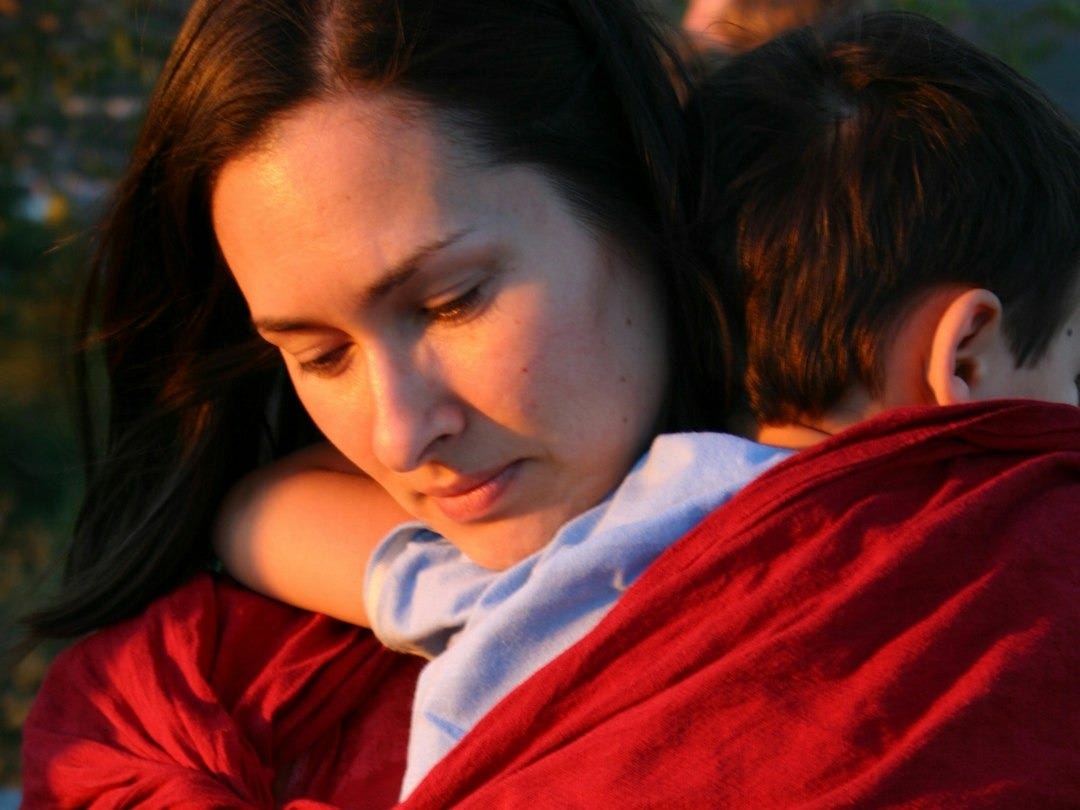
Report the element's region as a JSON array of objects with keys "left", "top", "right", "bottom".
[{"left": 683, "top": 0, "right": 864, "bottom": 50}]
